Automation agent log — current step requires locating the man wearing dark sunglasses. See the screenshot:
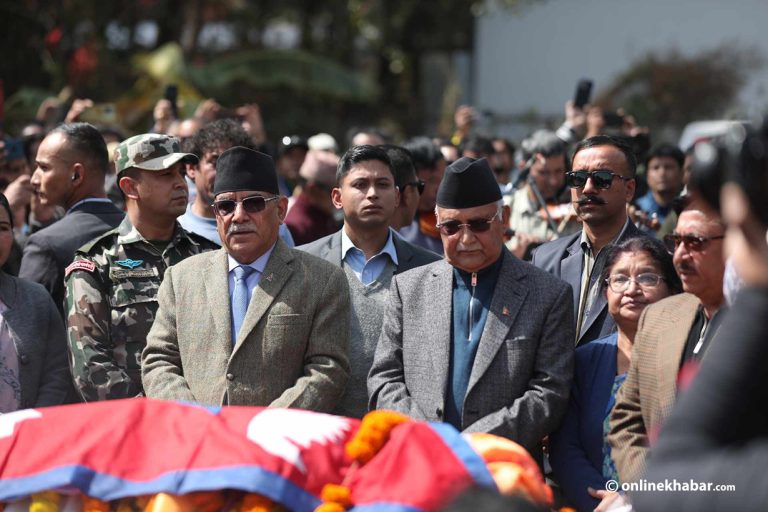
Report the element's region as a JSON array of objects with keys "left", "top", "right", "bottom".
[
  {"left": 65, "top": 133, "right": 218, "bottom": 401},
  {"left": 143, "top": 146, "right": 350, "bottom": 410},
  {"left": 532, "top": 135, "right": 647, "bottom": 346},
  {"left": 380, "top": 144, "right": 424, "bottom": 231},
  {"left": 610, "top": 198, "right": 726, "bottom": 484},
  {"left": 369, "top": 156, "right": 574, "bottom": 461},
  {"left": 299, "top": 145, "right": 438, "bottom": 418}
]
